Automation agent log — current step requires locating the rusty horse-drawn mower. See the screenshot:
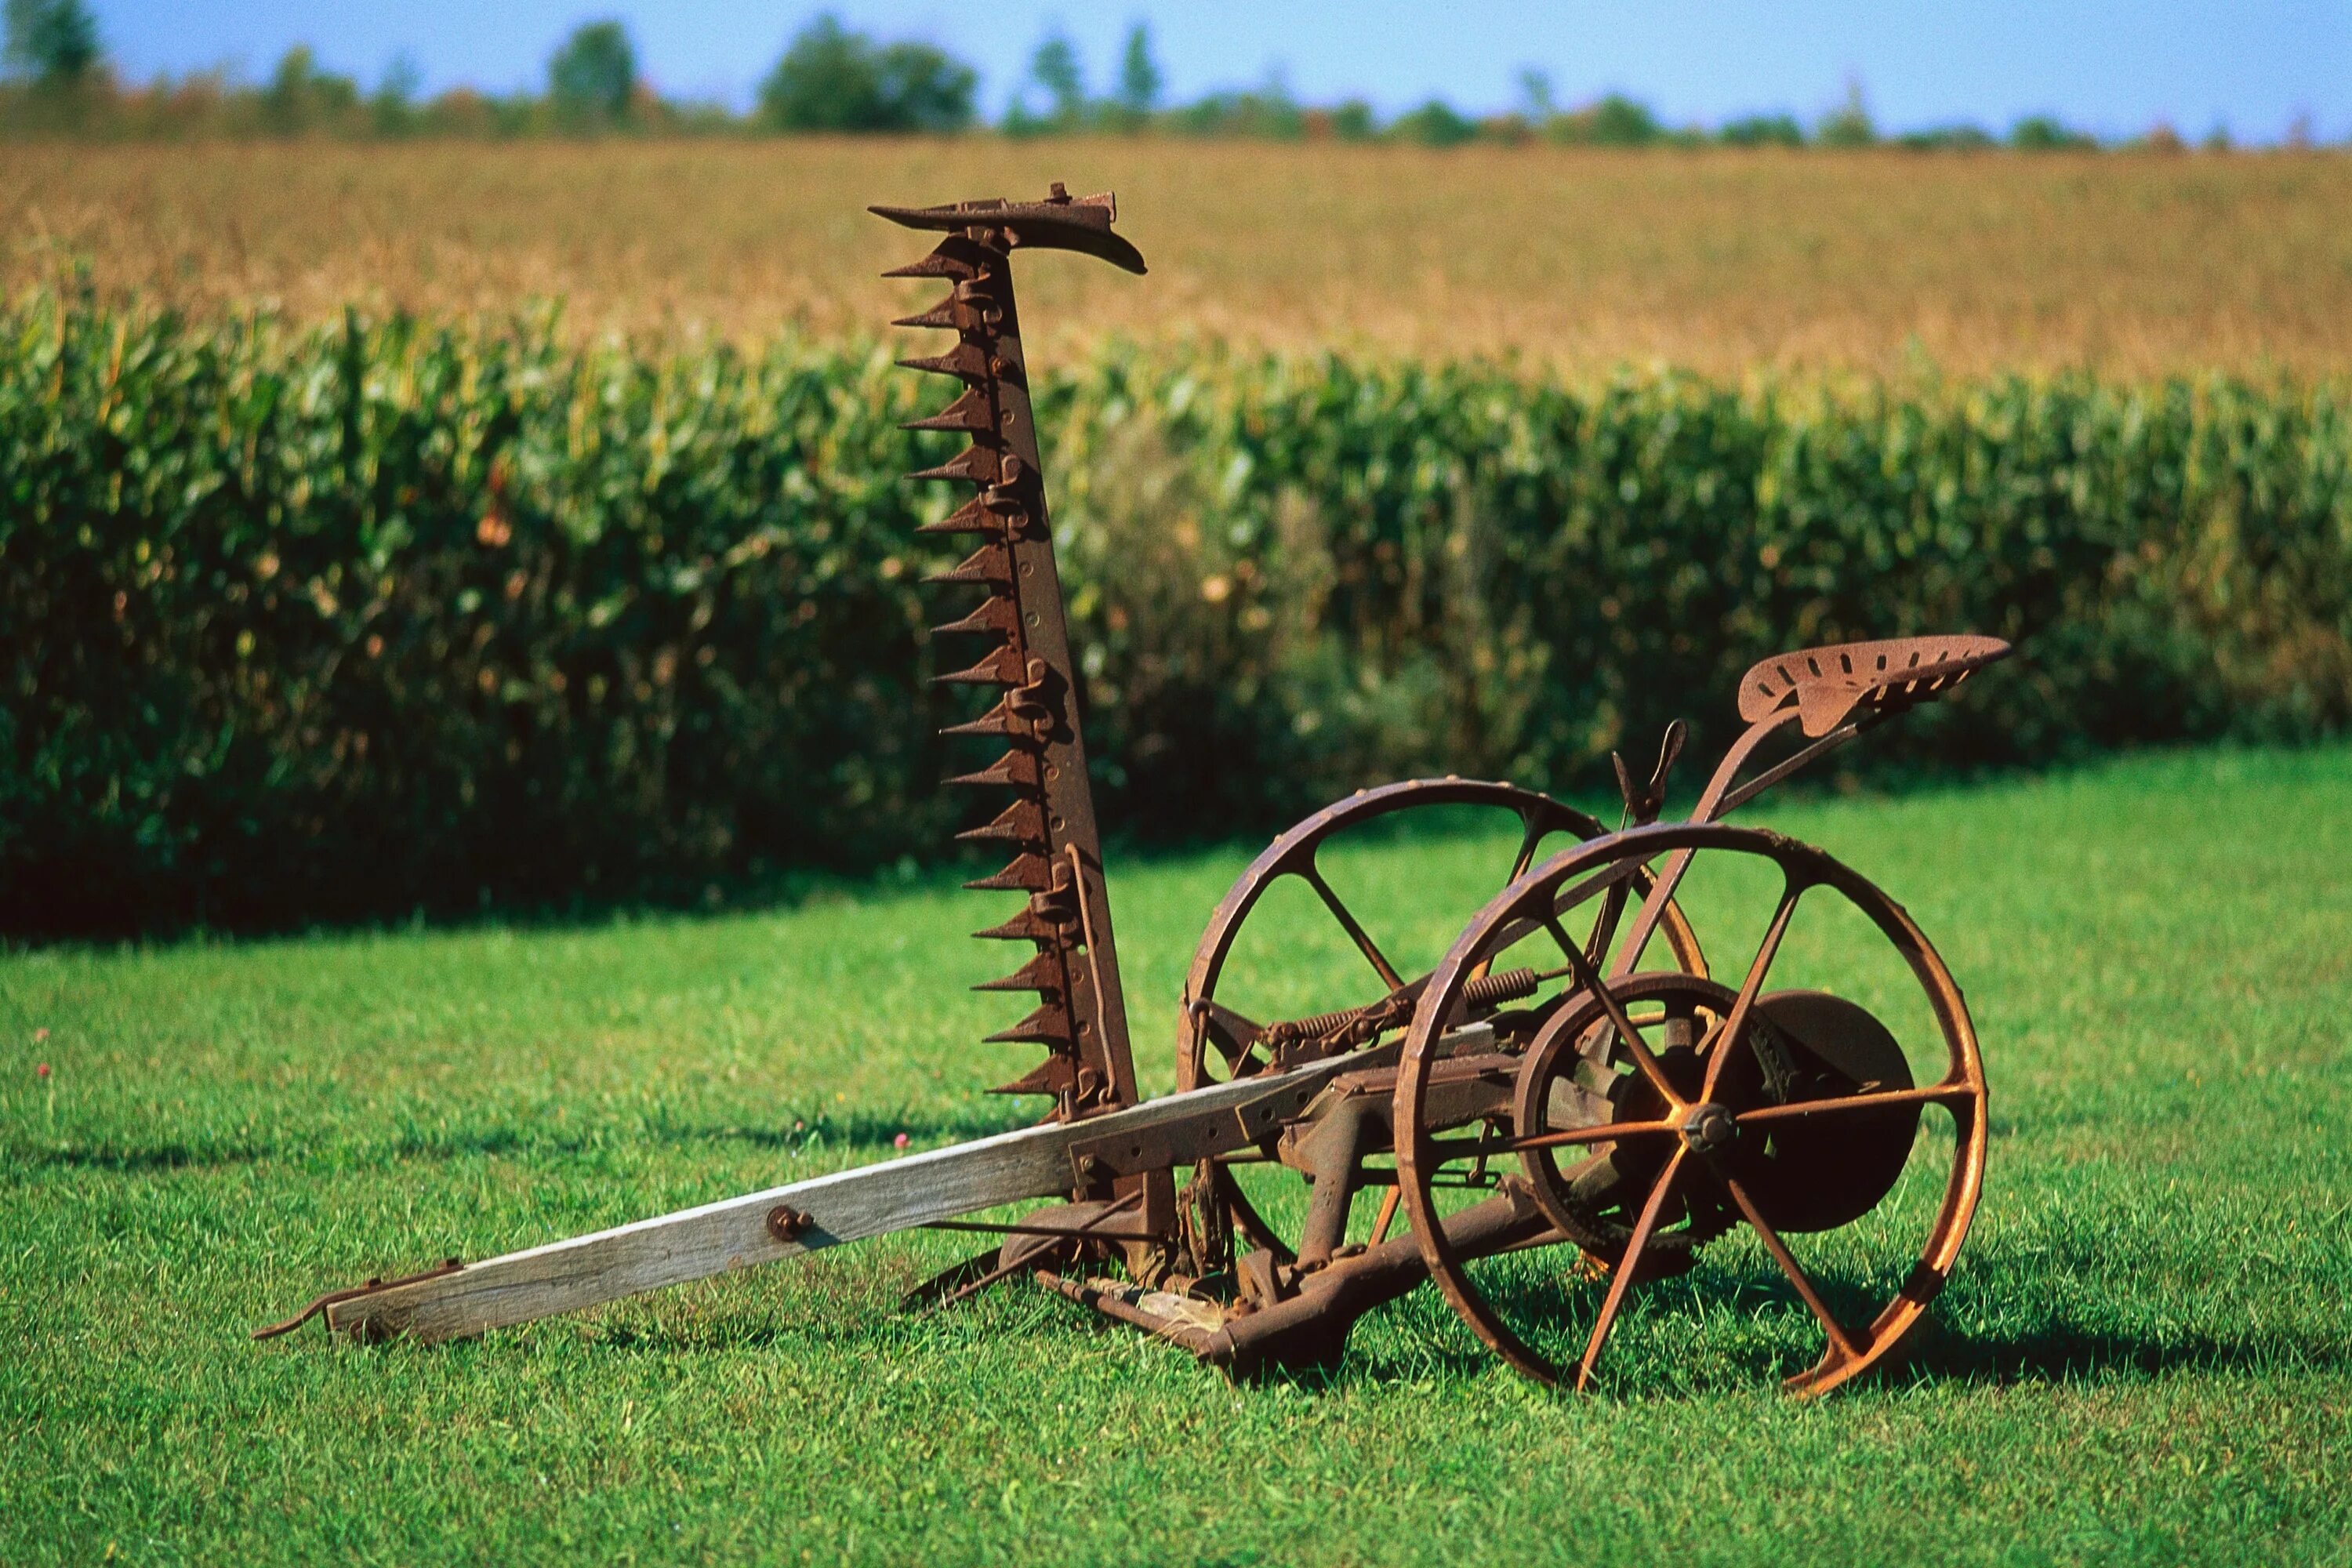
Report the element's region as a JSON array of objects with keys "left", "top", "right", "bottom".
[{"left": 263, "top": 190, "right": 2011, "bottom": 1396}]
